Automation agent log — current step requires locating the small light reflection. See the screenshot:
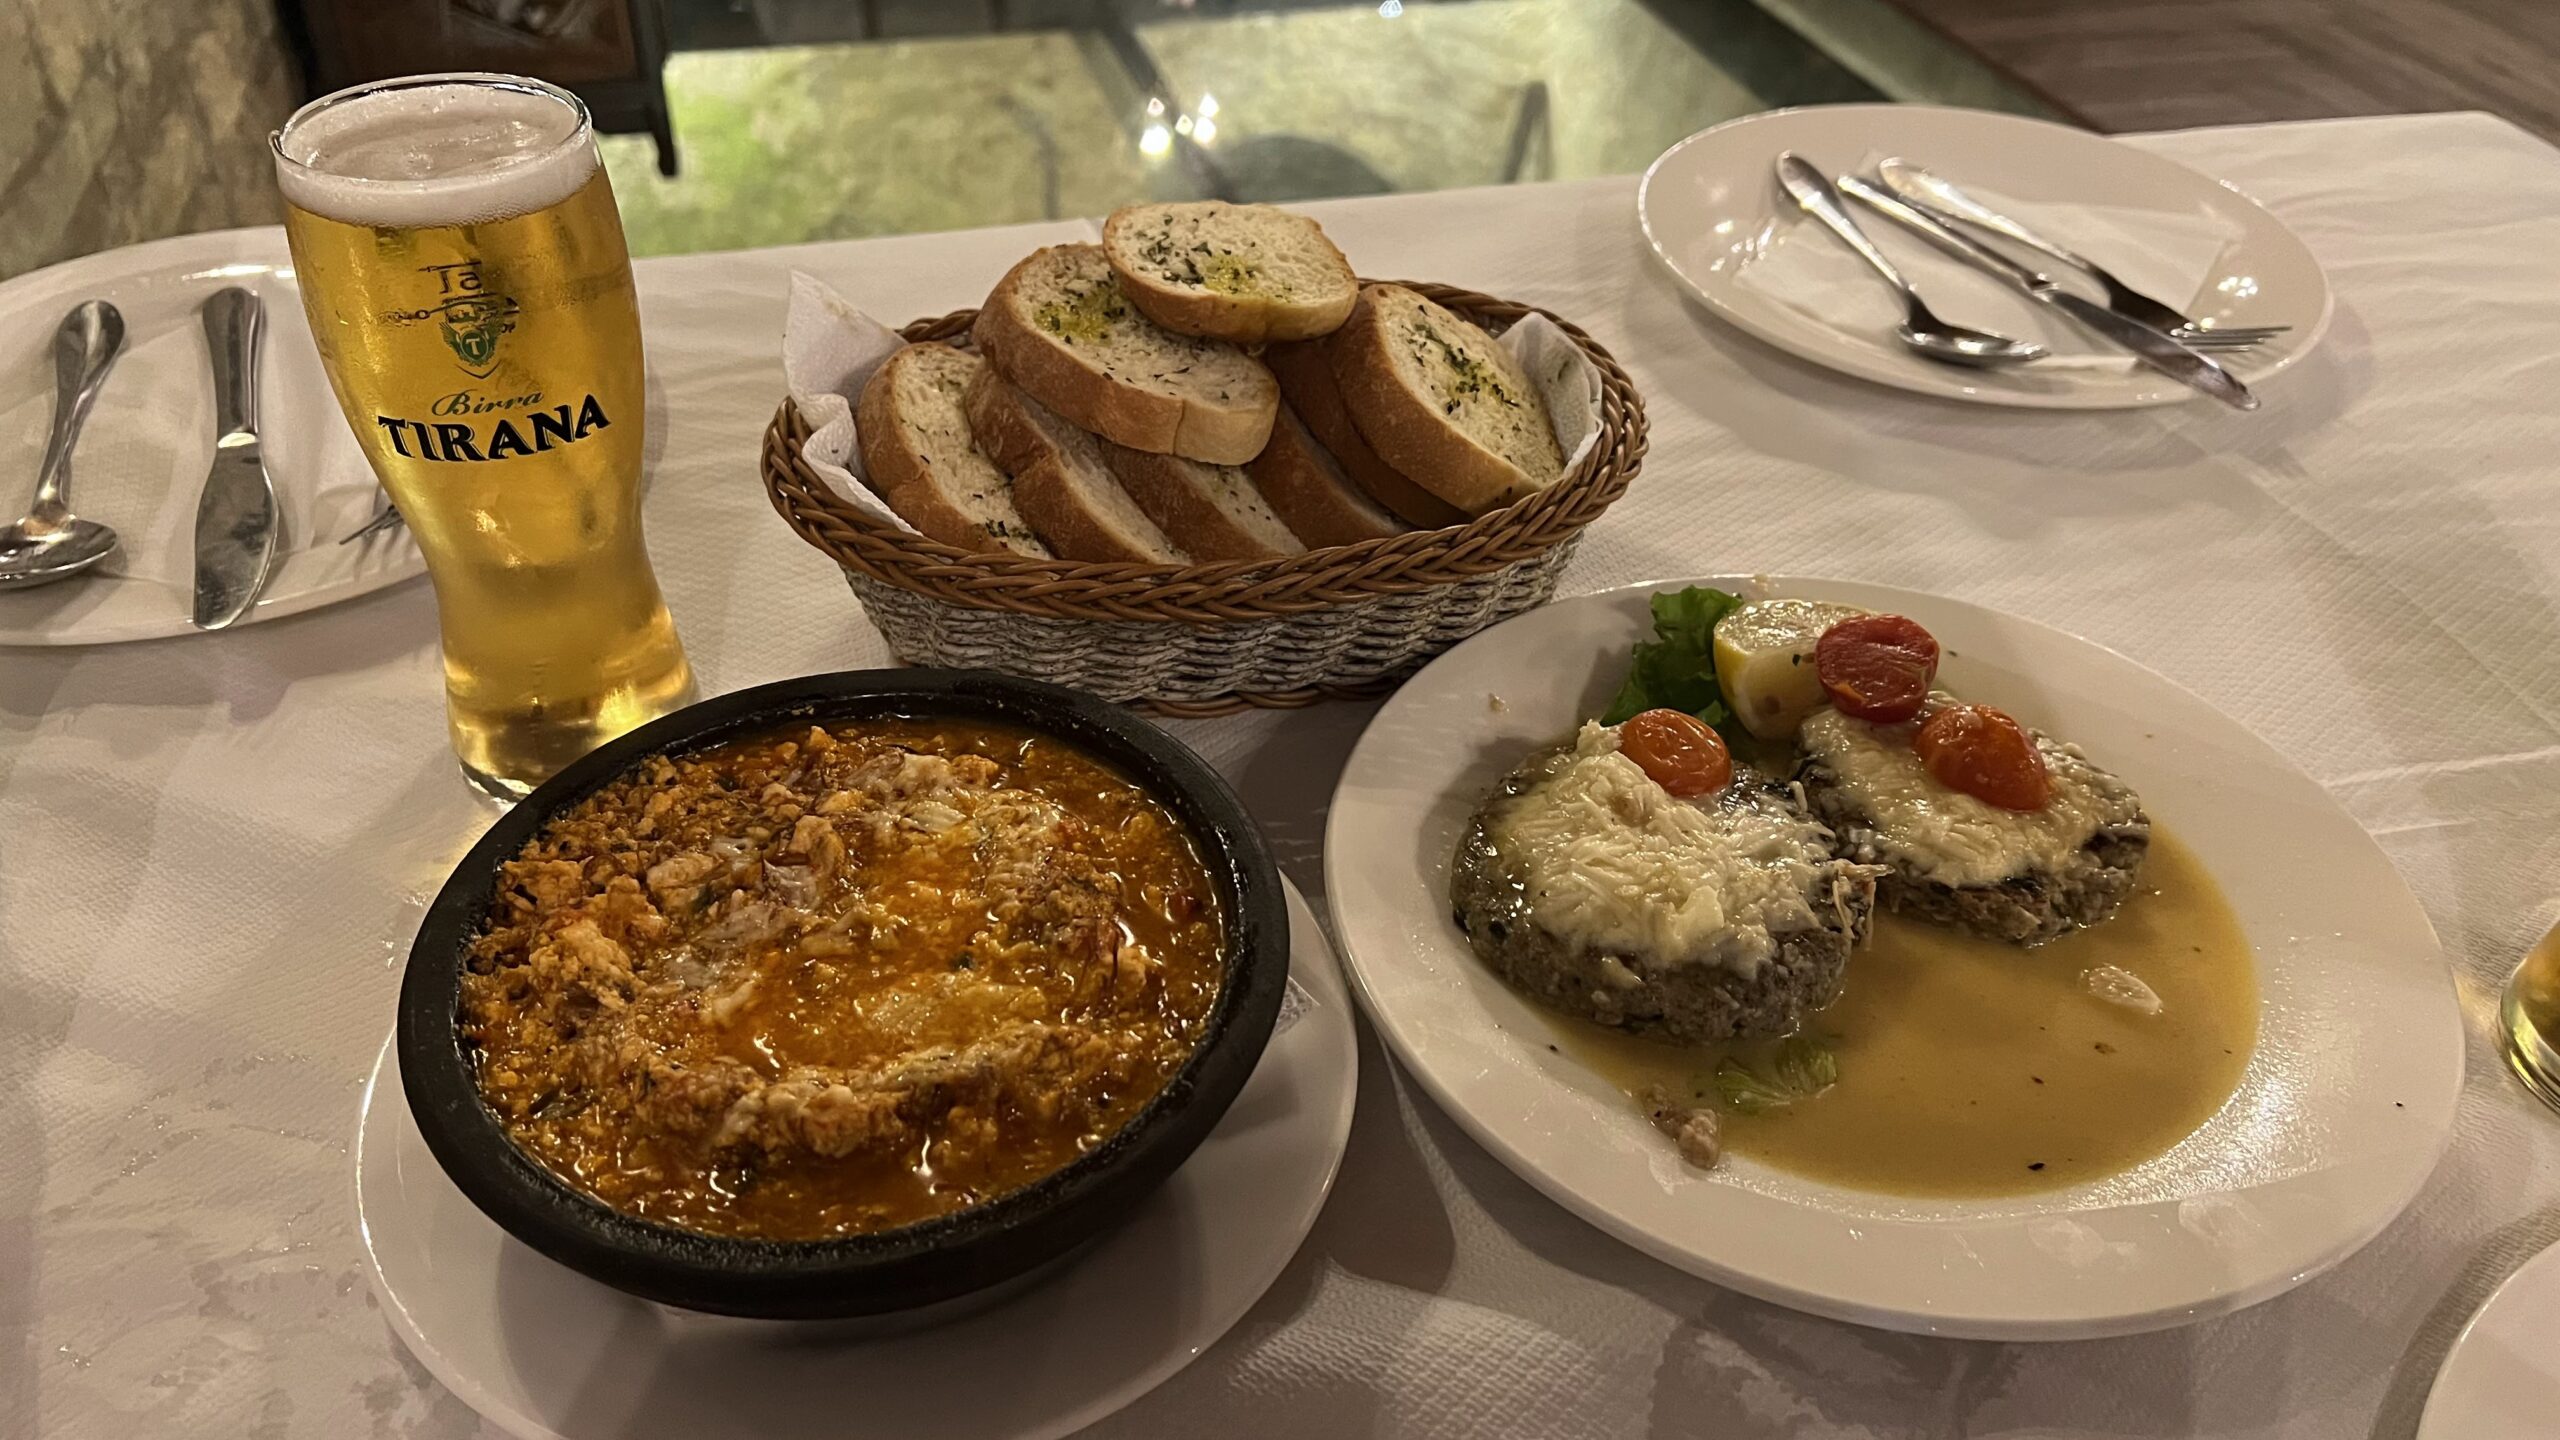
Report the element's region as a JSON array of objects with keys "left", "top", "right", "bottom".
[
  {"left": 1140, "top": 124, "right": 1172, "bottom": 157},
  {"left": 1193, "top": 116, "right": 1217, "bottom": 144},
  {"left": 2216, "top": 274, "right": 2260, "bottom": 300},
  {"left": 1197, "top": 93, "right": 1219, "bottom": 118},
  {"left": 1174, "top": 114, "right": 1194, "bottom": 136},
  {"left": 1145, "top": 97, "right": 1165, "bottom": 117},
  {"left": 1379, "top": 0, "right": 1402, "bottom": 14}
]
